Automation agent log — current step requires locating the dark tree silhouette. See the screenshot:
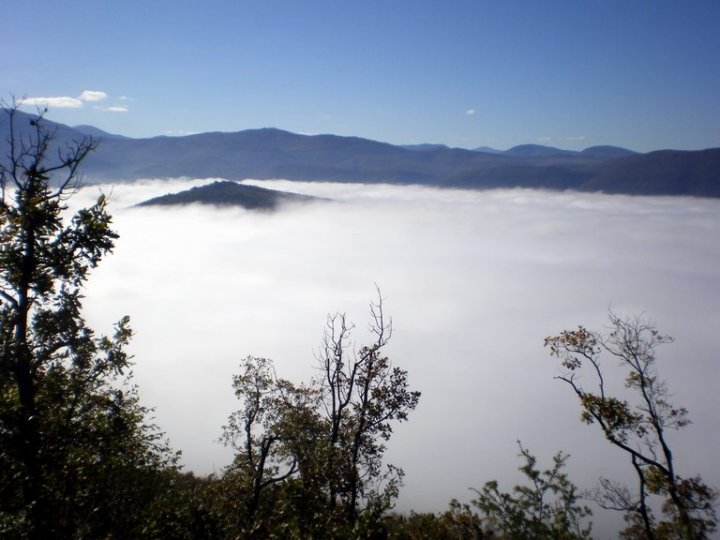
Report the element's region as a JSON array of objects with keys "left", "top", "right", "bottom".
[{"left": 0, "top": 101, "right": 176, "bottom": 538}]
